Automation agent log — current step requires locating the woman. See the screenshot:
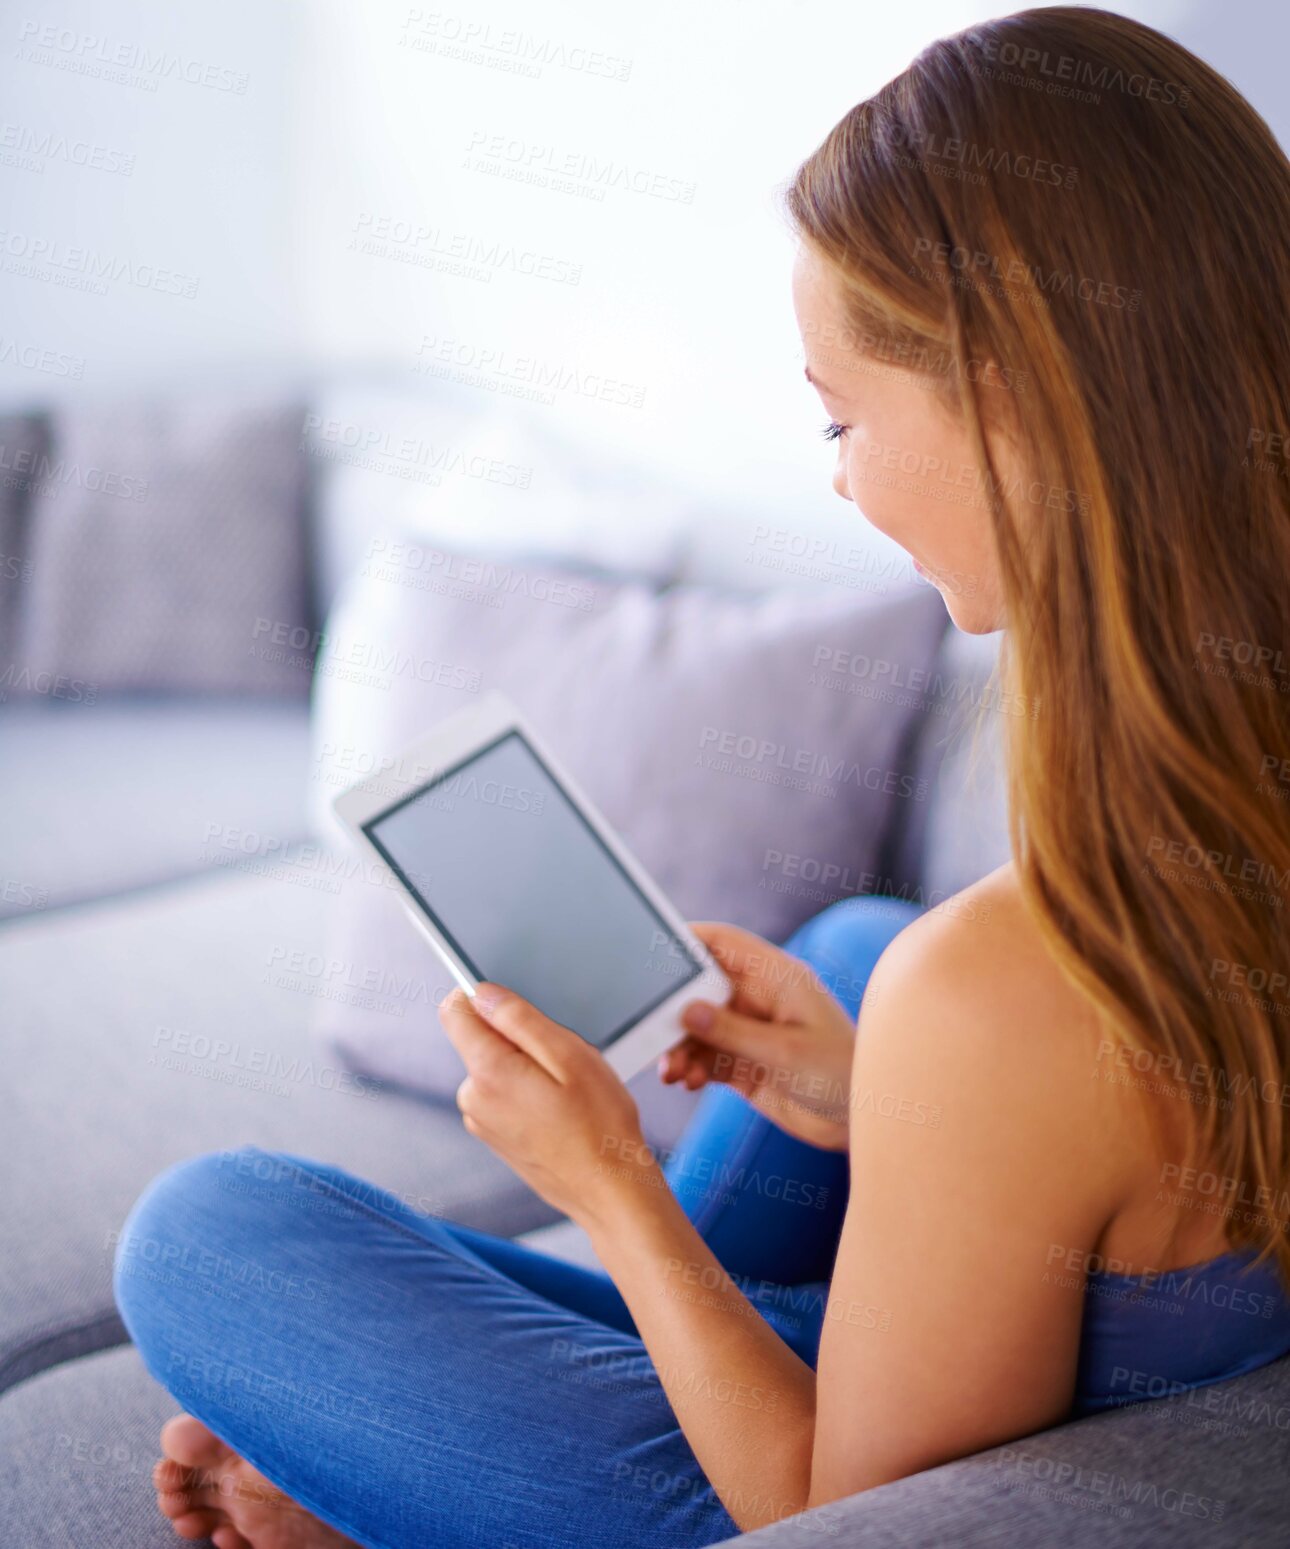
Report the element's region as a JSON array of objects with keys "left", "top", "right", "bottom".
[{"left": 114, "top": 8, "right": 1290, "bottom": 1546}]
